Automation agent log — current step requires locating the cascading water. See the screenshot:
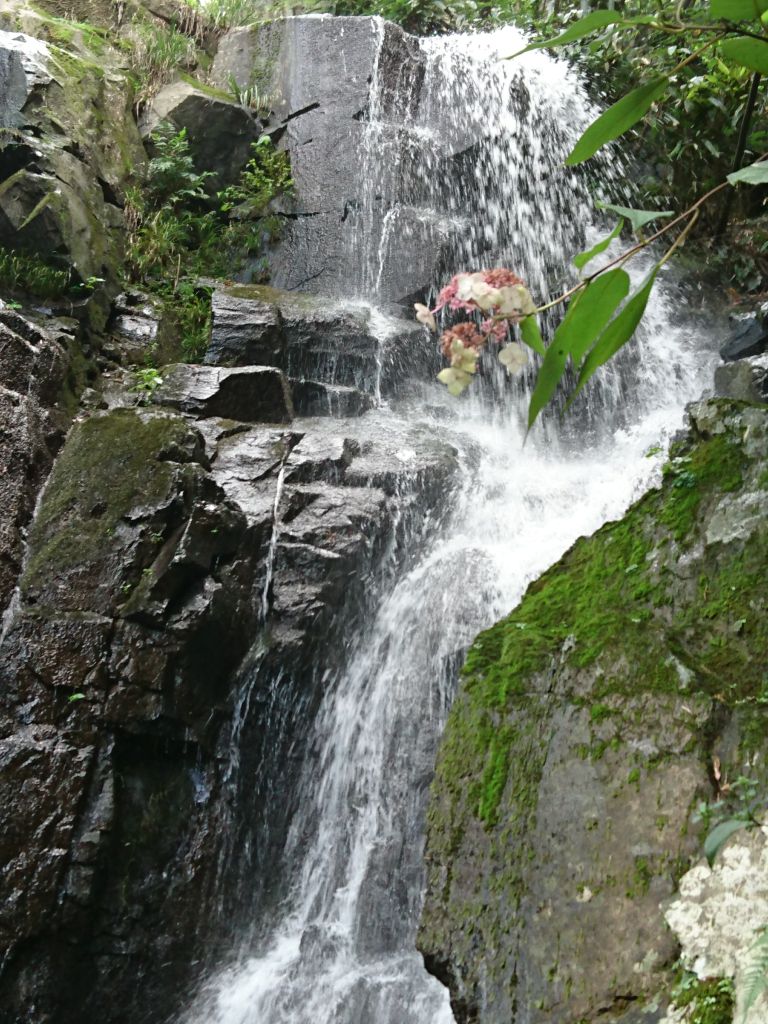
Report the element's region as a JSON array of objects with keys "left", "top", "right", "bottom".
[{"left": 183, "top": 20, "right": 716, "bottom": 1024}]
